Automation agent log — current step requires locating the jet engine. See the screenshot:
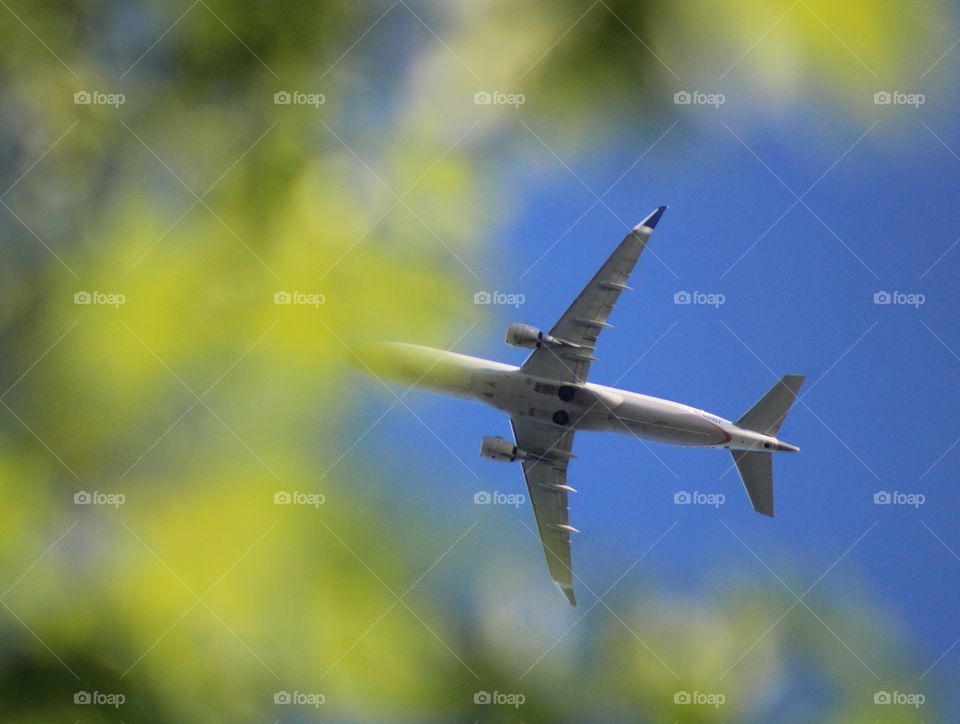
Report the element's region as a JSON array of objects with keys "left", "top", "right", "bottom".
[
  {"left": 479, "top": 435, "right": 527, "bottom": 462},
  {"left": 505, "top": 322, "right": 573, "bottom": 349},
  {"left": 504, "top": 322, "right": 543, "bottom": 348},
  {"left": 505, "top": 322, "right": 583, "bottom": 350}
]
